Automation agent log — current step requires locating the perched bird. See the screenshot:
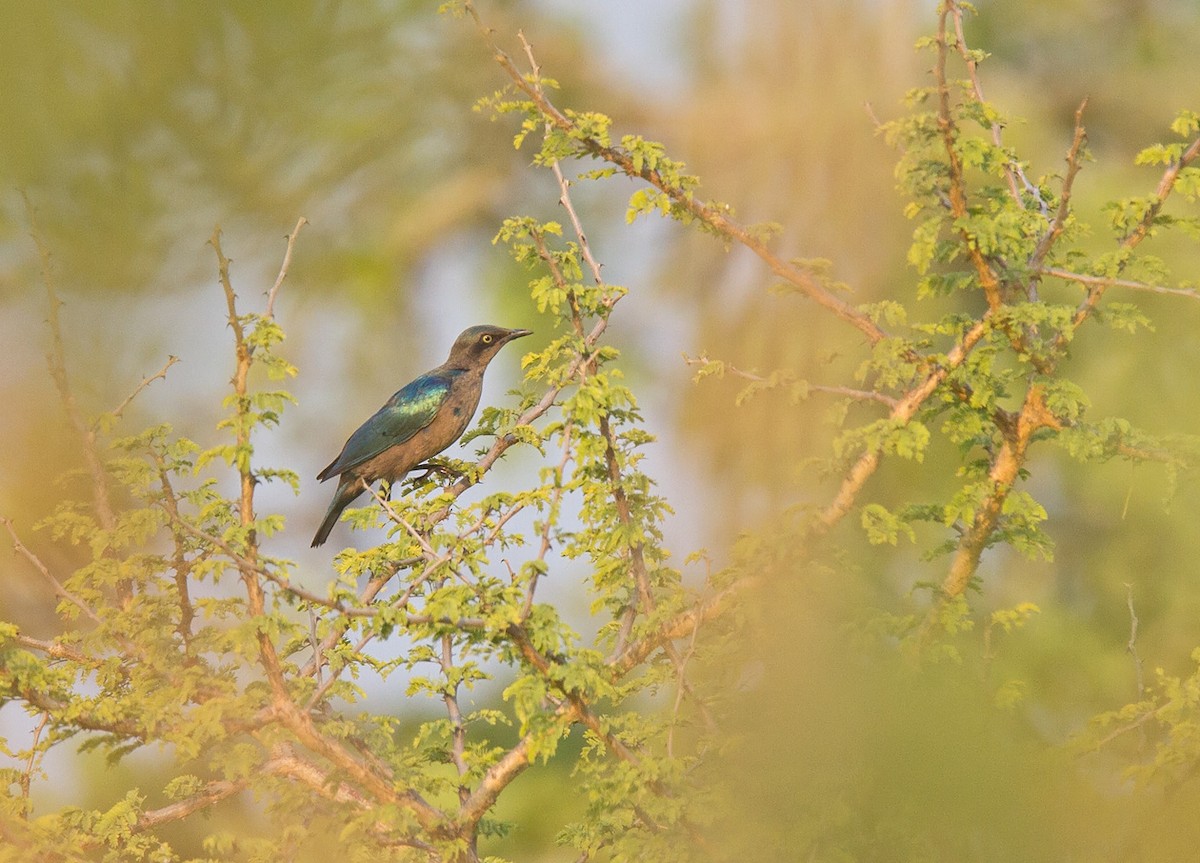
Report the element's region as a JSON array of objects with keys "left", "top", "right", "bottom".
[{"left": 311, "top": 324, "right": 532, "bottom": 548}]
